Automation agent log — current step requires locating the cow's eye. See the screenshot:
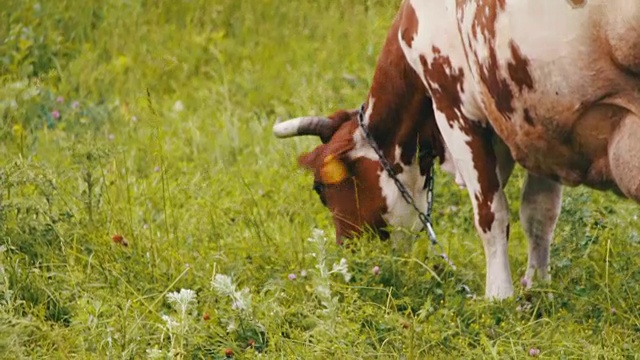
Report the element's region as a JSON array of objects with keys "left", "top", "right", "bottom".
[{"left": 312, "top": 181, "right": 327, "bottom": 206}]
